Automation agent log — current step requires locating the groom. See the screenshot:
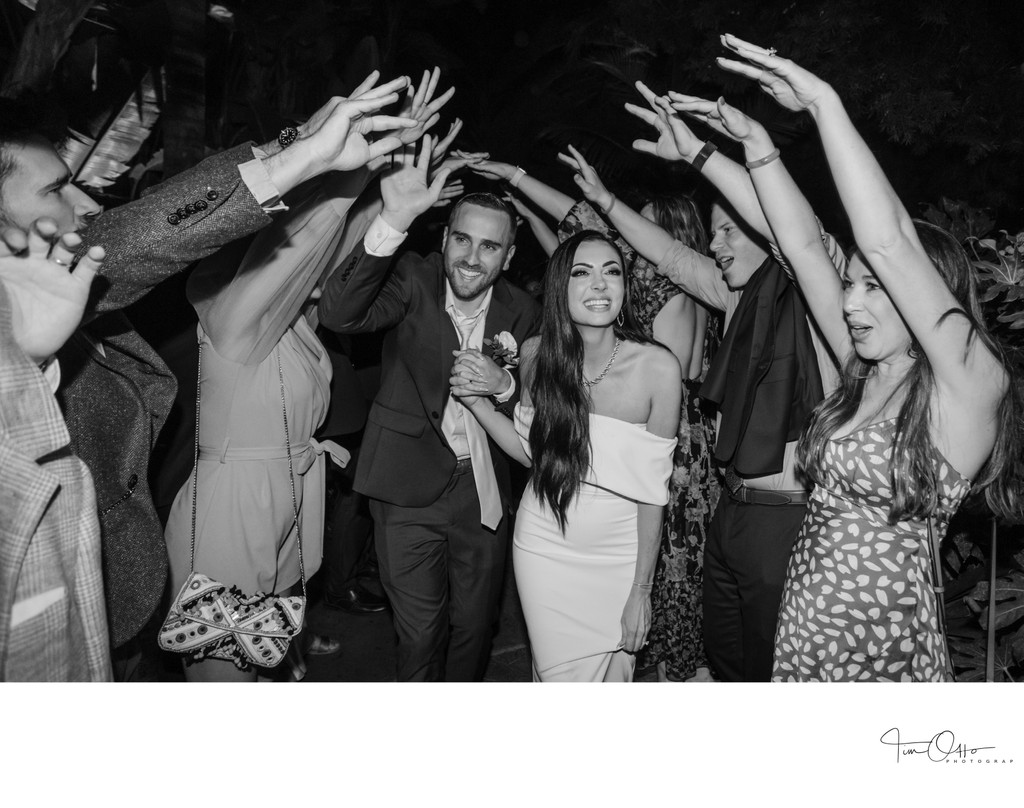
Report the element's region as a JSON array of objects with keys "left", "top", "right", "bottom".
[{"left": 318, "top": 141, "right": 541, "bottom": 681}]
